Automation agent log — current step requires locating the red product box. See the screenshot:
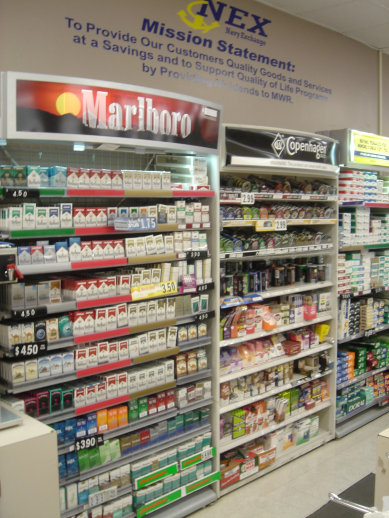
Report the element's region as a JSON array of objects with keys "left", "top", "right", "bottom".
[
  {"left": 94, "top": 207, "right": 107, "bottom": 226},
  {"left": 86, "top": 384, "right": 97, "bottom": 405},
  {"left": 99, "top": 170, "right": 112, "bottom": 188},
  {"left": 92, "top": 240, "right": 105, "bottom": 258},
  {"left": 140, "top": 428, "right": 150, "bottom": 446},
  {"left": 73, "top": 207, "right": 86, "bottom": 227},
  {"left": 106, "top": 277, "right": 116, "bottom": 294},
  {"left": 165, "top": 389, "right": 175, "bottom": 409},
  {"left": 84, "top": 309, "right": 96, "bottom": 335},
  {"left": 86, "top": 279, "right": 99, "bottom": 299},
  {"left": 74, "top": 386, "right": 86, "bottom": 408},
  {"left": 157, "top": 391, "right": 166, "bottom": 412},
  {"left": 85, "top": 207, "right": 97, "bottom": 227},
  {"left": 103, "top": 240, "right": 114, "bottom": 258},
  {"left": 96, "top": 380, "right": 107, "bottom": 401},
  {"left": 282, "top": 340, "right": 301, "bottom": 356},
  {"left": 148, "top": 396, "right": 158, "bottom": 415},
  {"left": 80, "top": 241, "right": 93, "bottom": 260},
  {"left": 110, "top": 170, "right": 122, "bottom": 188},
  {"left": 89, "top": 169, "right": 101, "bottom": 188},
  {"left": 108, "top": 342, "right": 119, "bottom": 361}
]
